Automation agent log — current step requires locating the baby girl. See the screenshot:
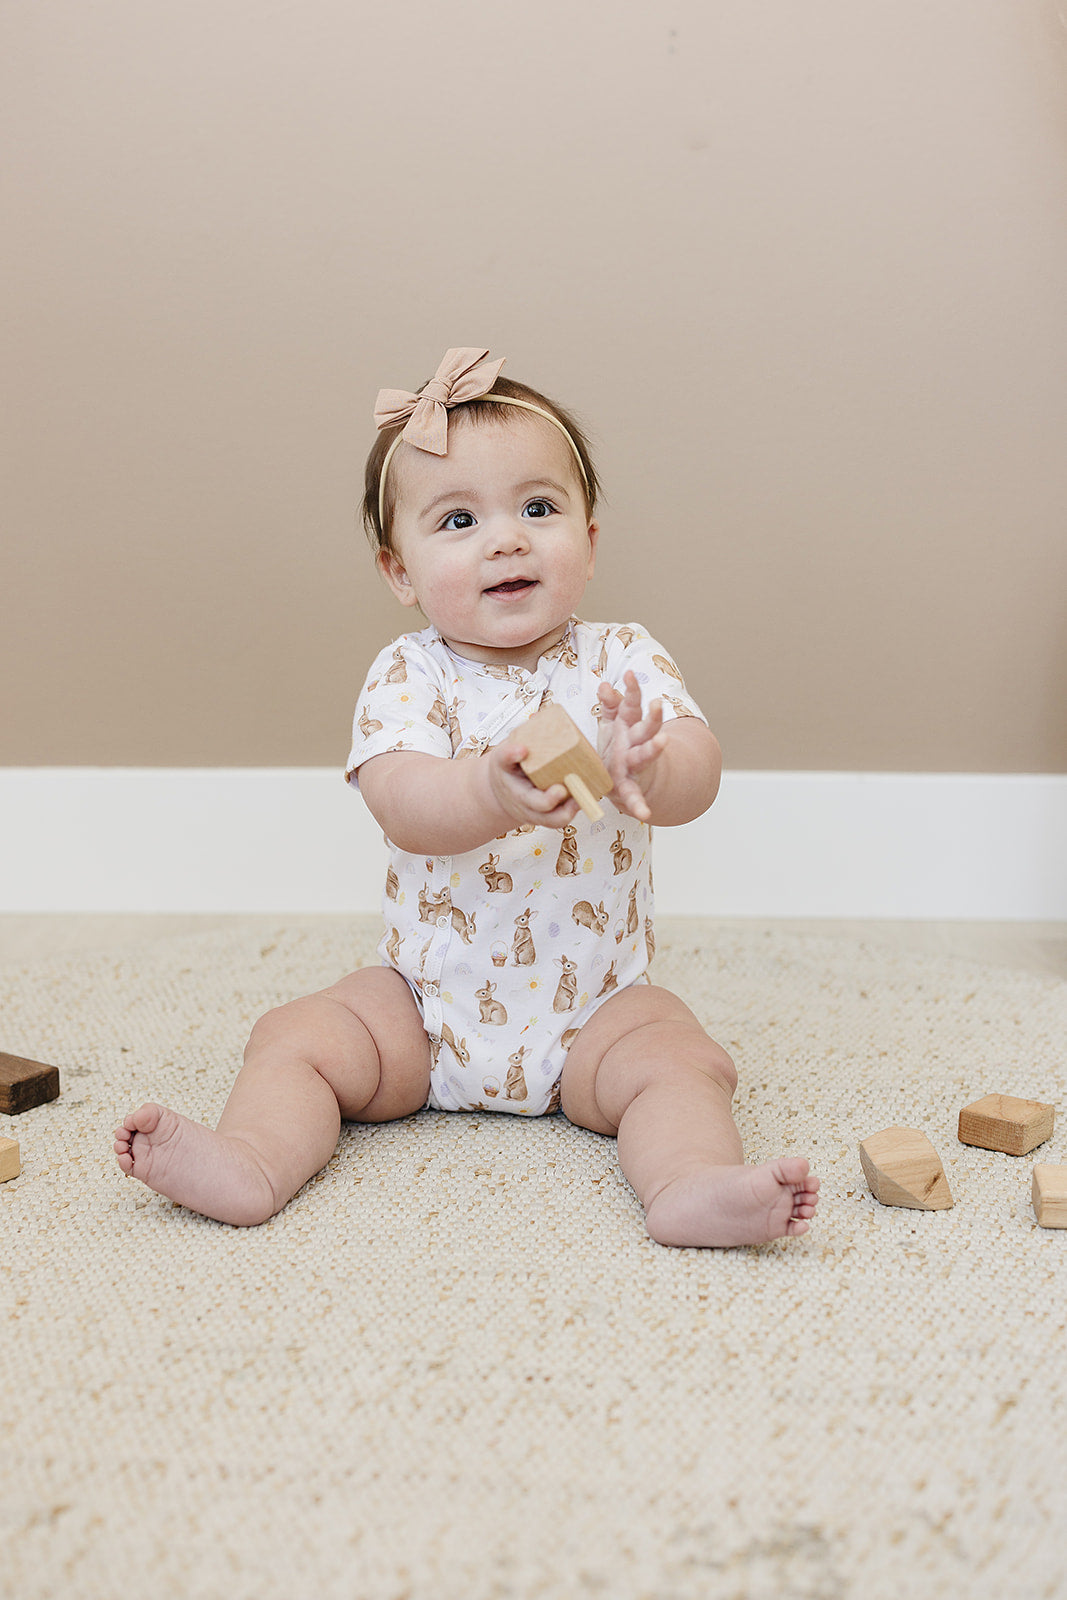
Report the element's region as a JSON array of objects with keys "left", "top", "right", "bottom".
[{"left": 115, "top": 347, "right": 818, "bottom": 1247}]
